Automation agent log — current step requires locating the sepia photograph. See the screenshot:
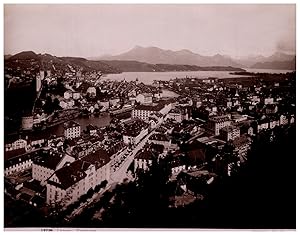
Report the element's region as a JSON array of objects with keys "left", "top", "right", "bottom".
[{"left": 3, "top": 2, "right": 296, "bottom": 231}]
